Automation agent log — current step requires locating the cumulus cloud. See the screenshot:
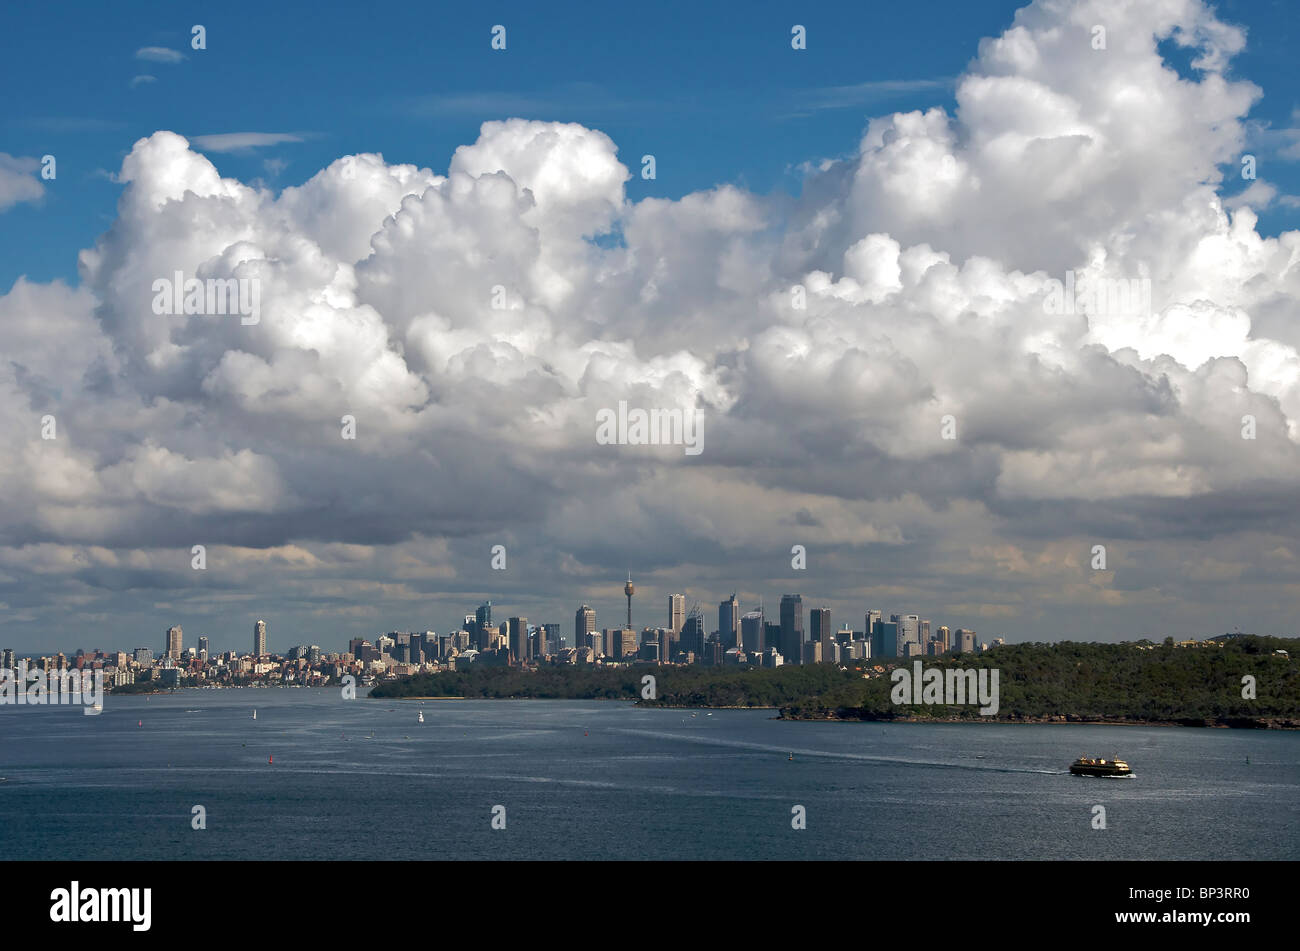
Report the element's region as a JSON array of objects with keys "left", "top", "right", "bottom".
[
  {"left": 0, "top": 154, "right": 44, "bottom": 212},
  {"left": 4, "top": 0, "right": 1300, "bottom": 649}
]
